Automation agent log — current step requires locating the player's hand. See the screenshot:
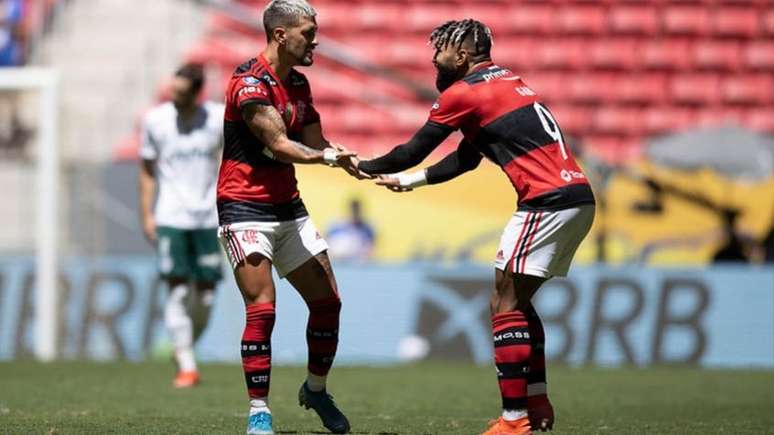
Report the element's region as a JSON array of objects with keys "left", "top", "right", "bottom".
[
  {"left": 142, "top": 215, "right": 157, "bottom": 243},
  {"left": 375, "top": 174, "right": 413, "bottom": 192},
  {"left": 331, "top": 143, "right": 372, "bottom": 180}
]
